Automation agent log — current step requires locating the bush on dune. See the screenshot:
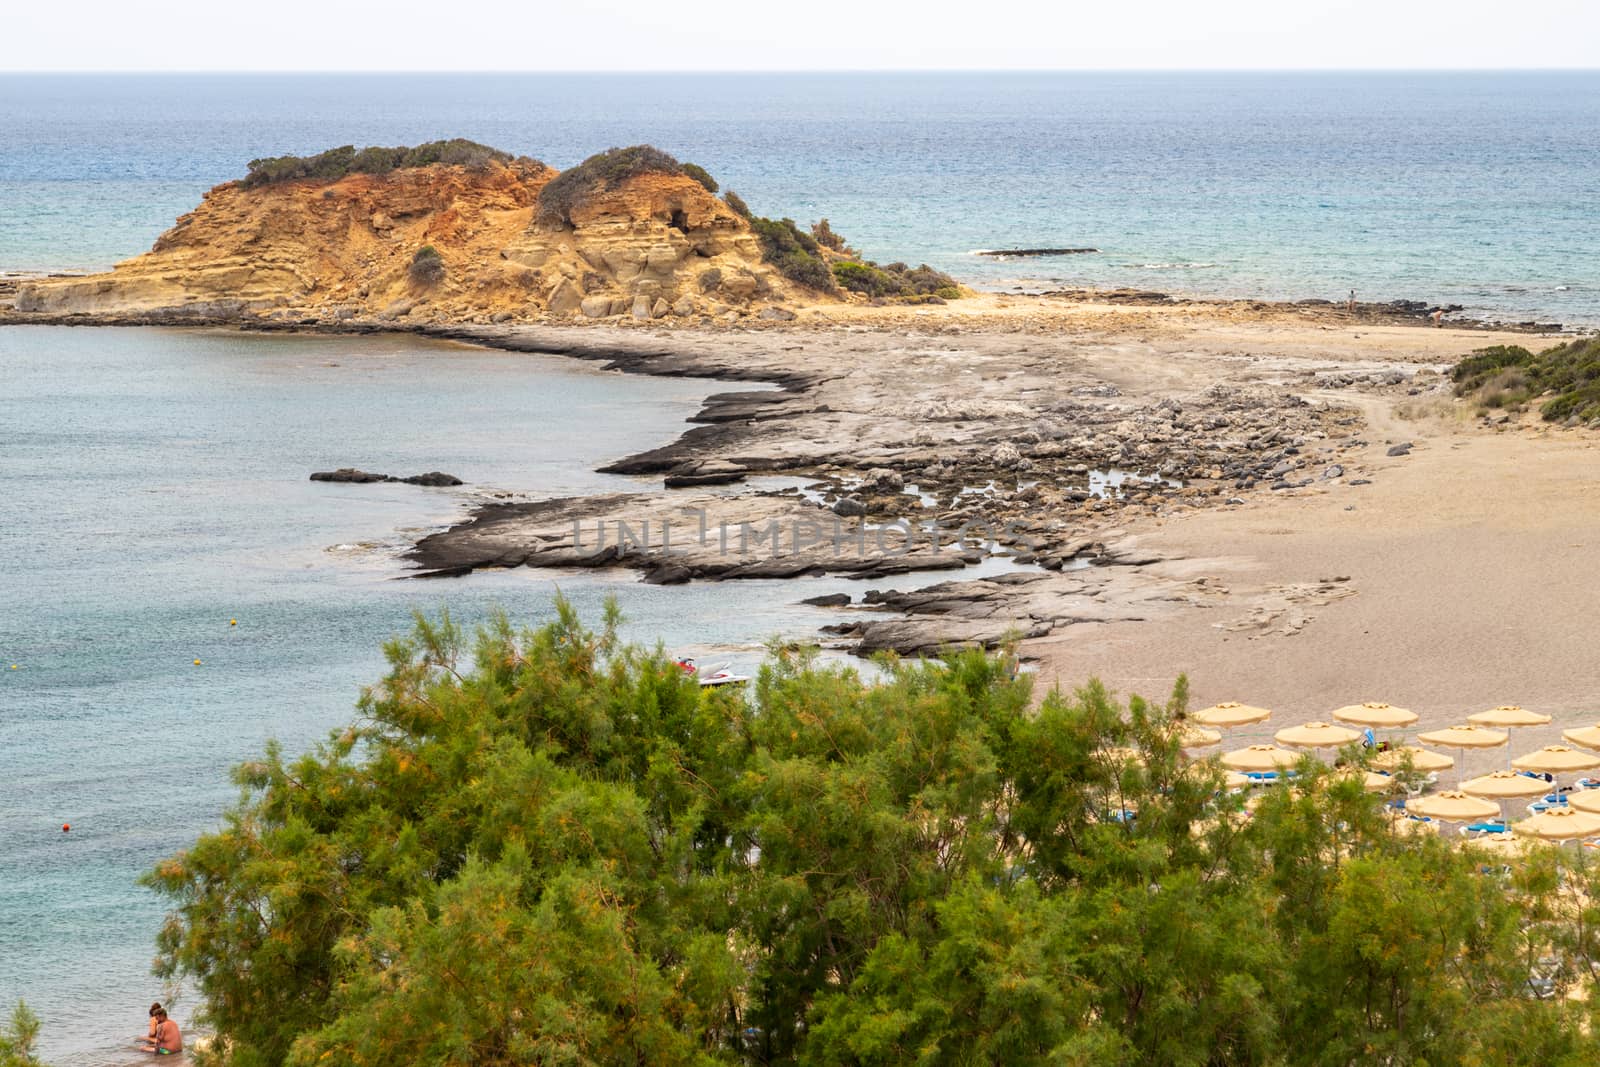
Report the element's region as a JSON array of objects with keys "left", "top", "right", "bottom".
[
  {"left": 145, "top": 601, "right": 1600, "bottom": 1066},
  {"left": 833, "top": 256, "right": 962, "bottom": 301},
  {"left": 1453, "top": 336, "right": 1600, "bottom": 421}
]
